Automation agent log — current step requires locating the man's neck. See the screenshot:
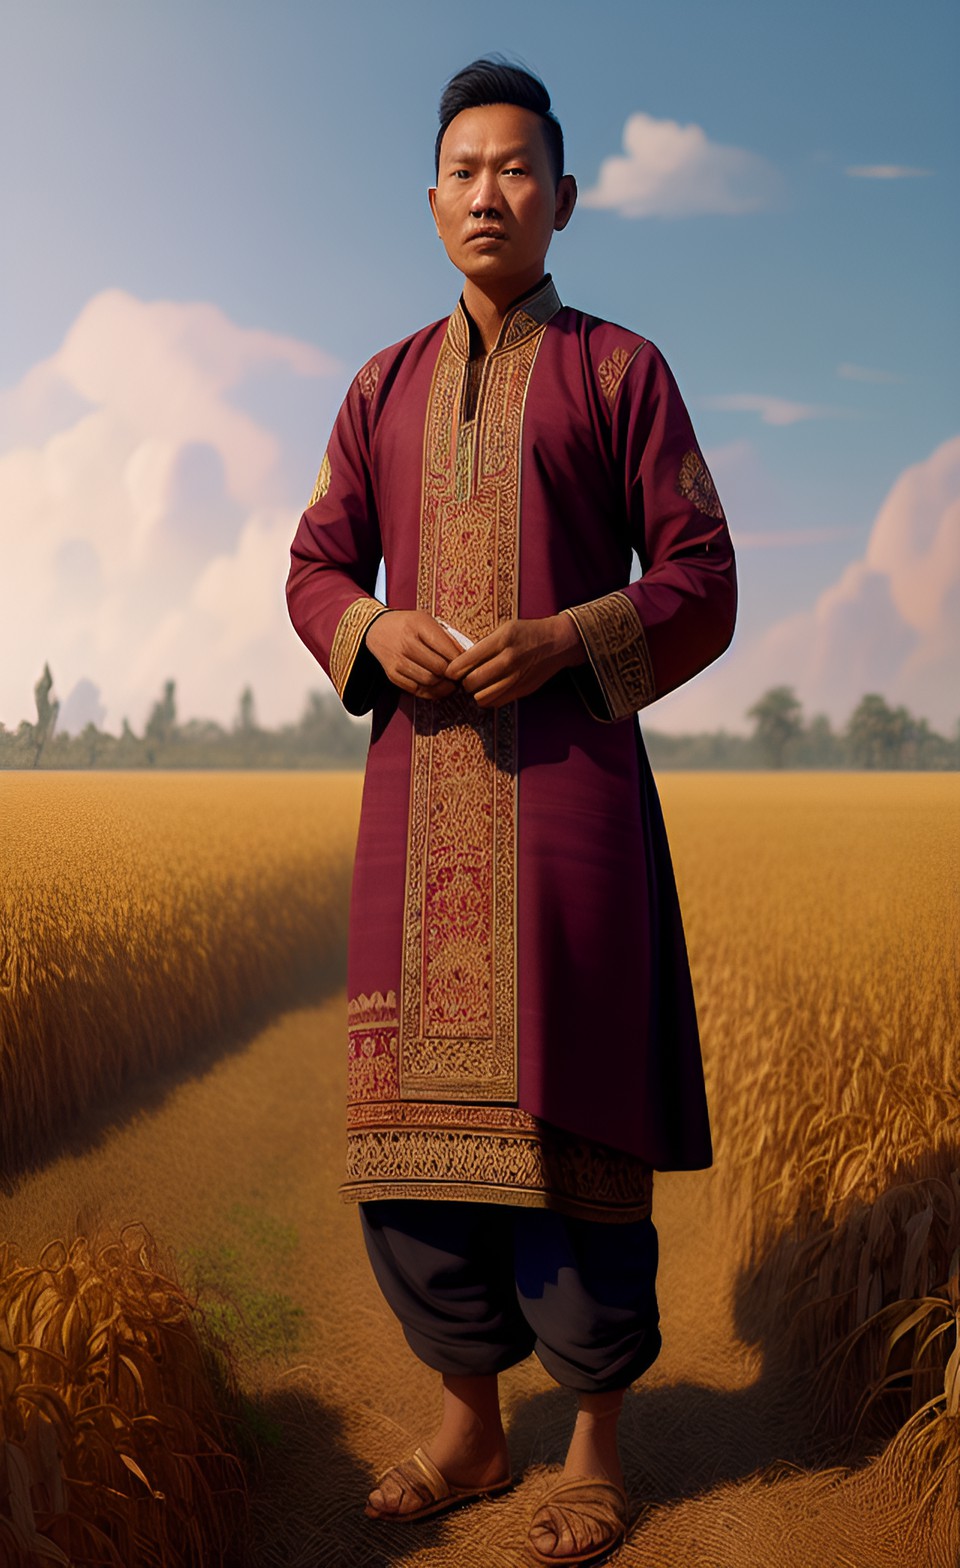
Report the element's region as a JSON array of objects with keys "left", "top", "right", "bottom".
[{"left": 461, "top": 272, "right": 549, "bottom": 355}]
